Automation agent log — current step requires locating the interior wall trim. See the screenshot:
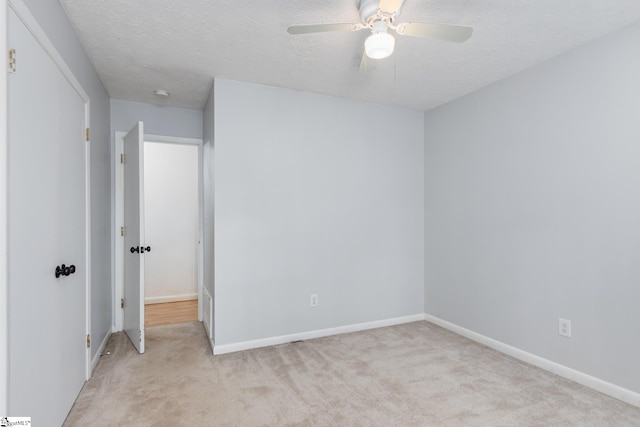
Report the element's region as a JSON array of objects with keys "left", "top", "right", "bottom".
[
  {"left": 213, "top": 313, "right": 426, "bottom": 355},
  {"left": 91, "top": 330, "right": 111, "bottom": 373},
  {"left": 424, "top": 314, "right": 640, "bottom": 408},
  {"left": 0, "top": 0, "right": 8, "bottom": 415},
  {"left": 144, "top": 294, "right": 198, "bottom": 304}
]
